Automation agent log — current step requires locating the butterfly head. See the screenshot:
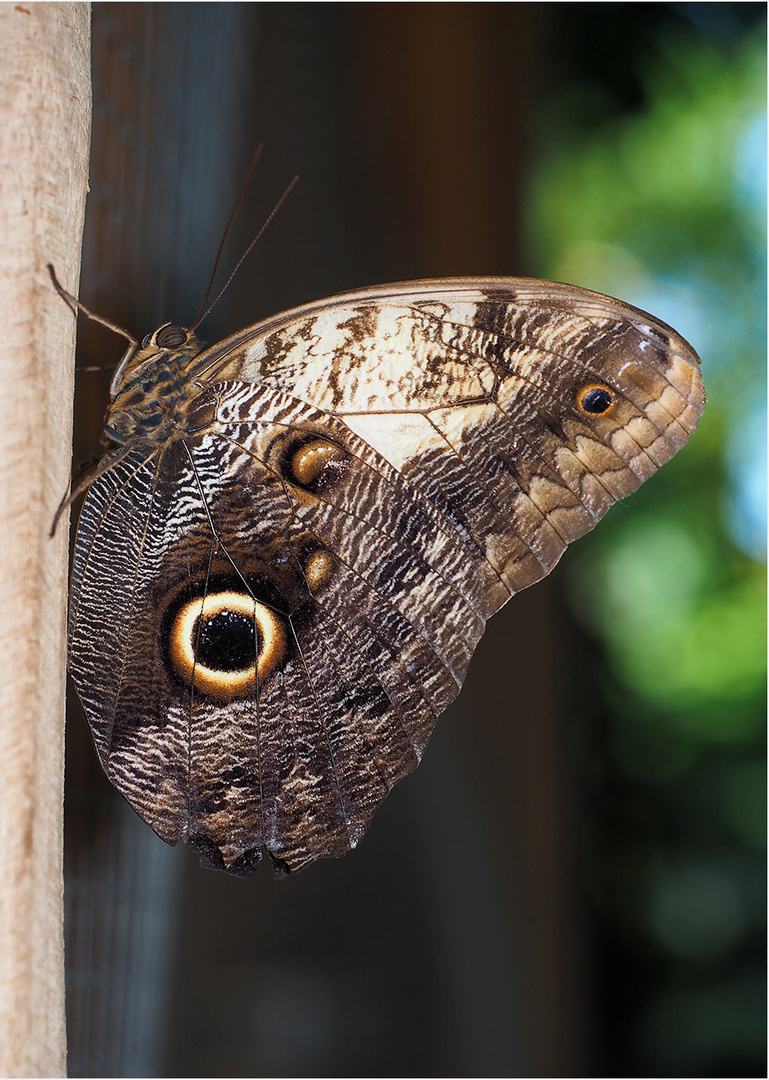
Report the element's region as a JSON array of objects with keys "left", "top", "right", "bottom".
[
  {"left": 109, "top": 322, "right": 202, "bottom": 396},
  {"left": 104, "top": 323, "right": 210, "bottom": 447}
]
